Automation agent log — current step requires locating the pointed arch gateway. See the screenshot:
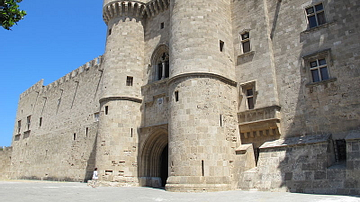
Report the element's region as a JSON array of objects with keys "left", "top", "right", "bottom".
[{"left": 139, "top": 129, "right": 168, "bottom": 188}]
